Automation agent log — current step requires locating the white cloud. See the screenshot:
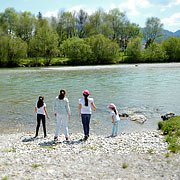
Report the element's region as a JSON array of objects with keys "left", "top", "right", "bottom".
[
  {"left": 68, "top": 5, "right": 95, "bottom": 15},
  {"left": 44, "top": 10, "right": 59, "bottom": 18},
  {"left": 162, "top": 12, "right": 180, "bottom": 26},
  {"left": 160, "top": 0, "right": 180, "bottom": 11},
  {"left": 118, "top": 0, "right": 151, "bottom": 16}
]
